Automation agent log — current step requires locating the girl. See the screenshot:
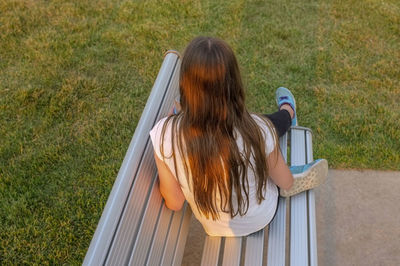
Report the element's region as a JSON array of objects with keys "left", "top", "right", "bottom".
[{"left": 150, "top": 36, "right": 327, "bottom": 236}]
